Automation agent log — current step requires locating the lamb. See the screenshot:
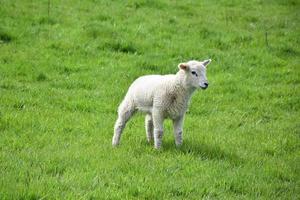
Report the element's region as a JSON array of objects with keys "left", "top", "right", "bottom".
[{"left": 112, "top": 59, "right": 212, "bottom": 149}]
